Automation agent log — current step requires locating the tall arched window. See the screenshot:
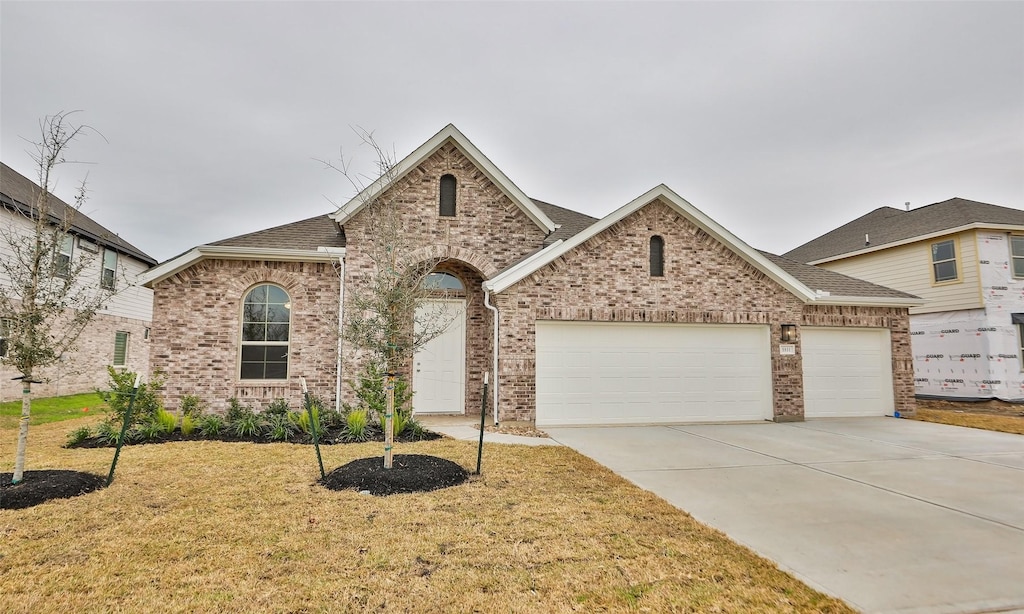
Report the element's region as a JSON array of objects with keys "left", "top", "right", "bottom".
[
  {"left": 439, "top": 174, "right": 457, "bottom": 217},
  {"left": 650, "top": 236, "right": 665, "bottom": 277},
  {"left": 240, "top": 284, "right": 291, "bottom": 380}
]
